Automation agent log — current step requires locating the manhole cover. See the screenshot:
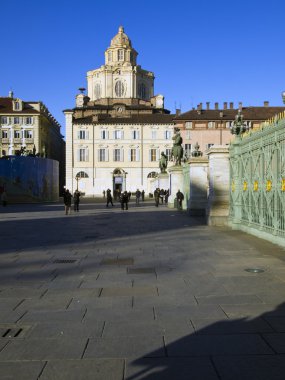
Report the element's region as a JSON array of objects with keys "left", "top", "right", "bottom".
[
  {"left": 127, "top": 267, "right": 156, "bottom": 274},
  {"left": 245, "top": 268, "right": 265, "bottom": 274},
  {"left": 53, "top": 259, "right": 77, "bottom": 264},
  {"left": 101, "top": 258, "right": 134, "bottom": 266}
]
